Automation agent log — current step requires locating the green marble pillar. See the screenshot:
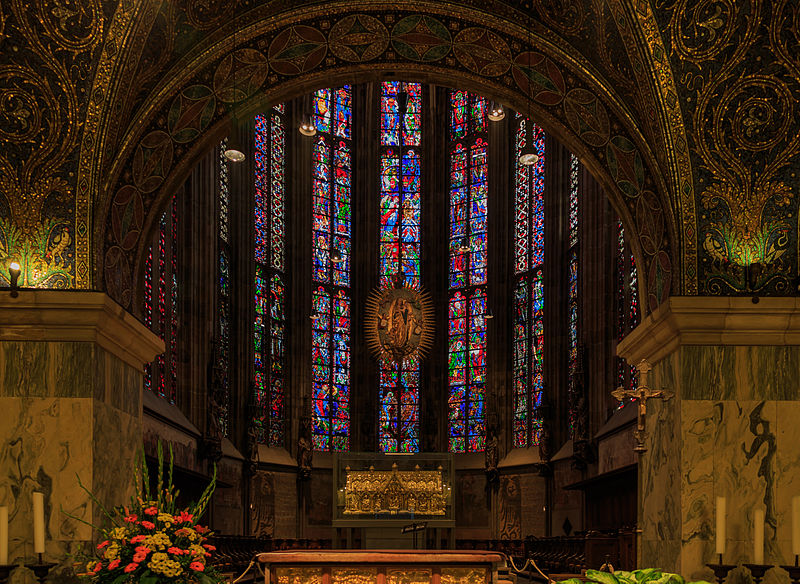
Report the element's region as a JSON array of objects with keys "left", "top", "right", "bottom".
[
  {"left": 618, "top": 298, "right": 800, "bottom": 584},
  {"left": 0, "top": 291, "right": 163, "bottom": 582}
]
